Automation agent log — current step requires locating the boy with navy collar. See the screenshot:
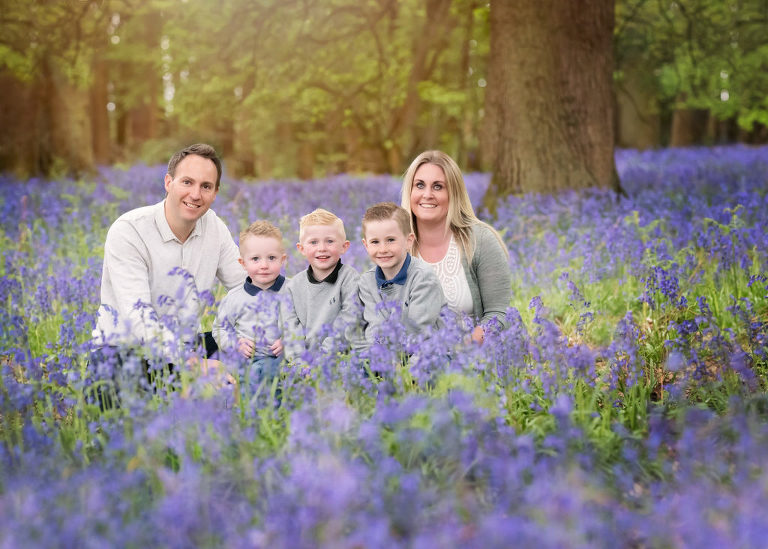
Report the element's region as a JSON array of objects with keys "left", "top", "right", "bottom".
[
  {"left": 284, "top": 208, "right": 360, "bottom": 359},
  {"left": 357, "top": 202, "right": 446, "bottom": 349},
  {"left": 213, "top": 221, "right": 288, "bottom": 386}
]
